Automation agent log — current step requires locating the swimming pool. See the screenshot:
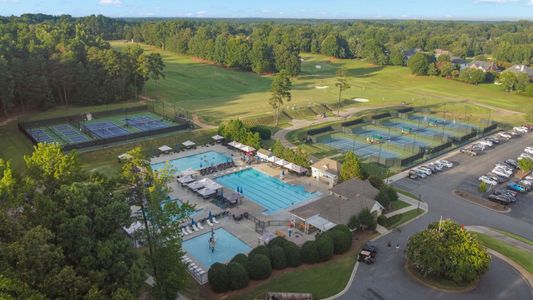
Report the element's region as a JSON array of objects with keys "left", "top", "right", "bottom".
[
  {"left": 183, "top": 228, "right": 251, "bottom": 269},
  {"left": 215, "top": 168, "right": 320, "bottom": 214},
  {"left": 151, "top": 150, "right": 232, "bottom": 174}
]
